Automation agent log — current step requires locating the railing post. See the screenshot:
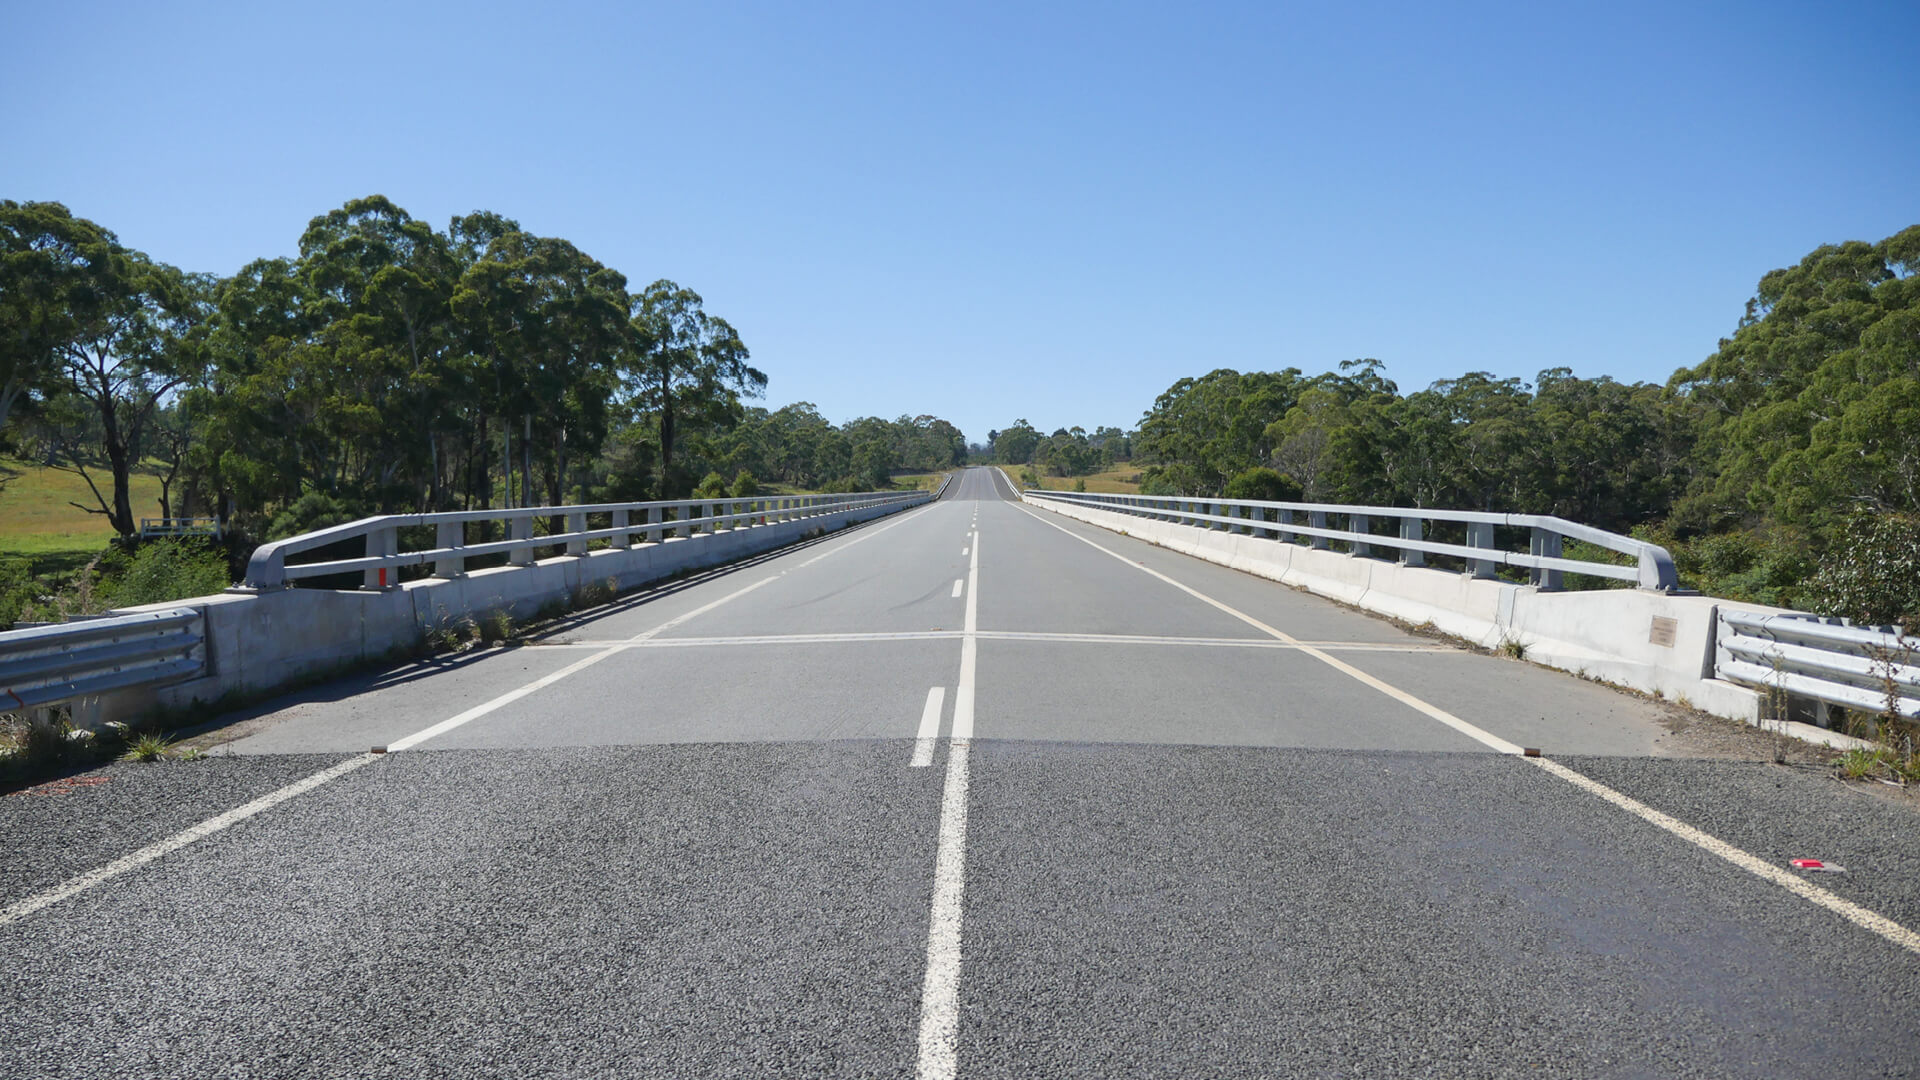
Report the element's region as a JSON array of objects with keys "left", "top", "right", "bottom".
[
  {"left": 509, "top": 514, "right": 535, "bottom": 565},
  {"left": 1278, "top": 508, "right": 1294, "bottom": 543},
  {"left": 1530, "top": 527, "right": 1563, "bottom": 590},
  {"left": 1399, "top": 516, "right": 1424, "bottom": 567},
  {"left": 1350, "top": 514, "right": 1371, "bottom": 557},
  {"left": 611, "top": 508, "right": 631, "bottom": 549},
  {"left": 1468, "top": 522, "right": 1496, "bottom": 579},
  {"left": 362, "top": 524, "right": 398, "bottom": 589},
  {"left": 566, "top": 511, "right": 588, "bottom": 555},
  {"left": 1309, "top": 510, "right": 1328, "bottom": 550},
  {"left": 434, "top": 520, "right": 466, "bottom": 578}
]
